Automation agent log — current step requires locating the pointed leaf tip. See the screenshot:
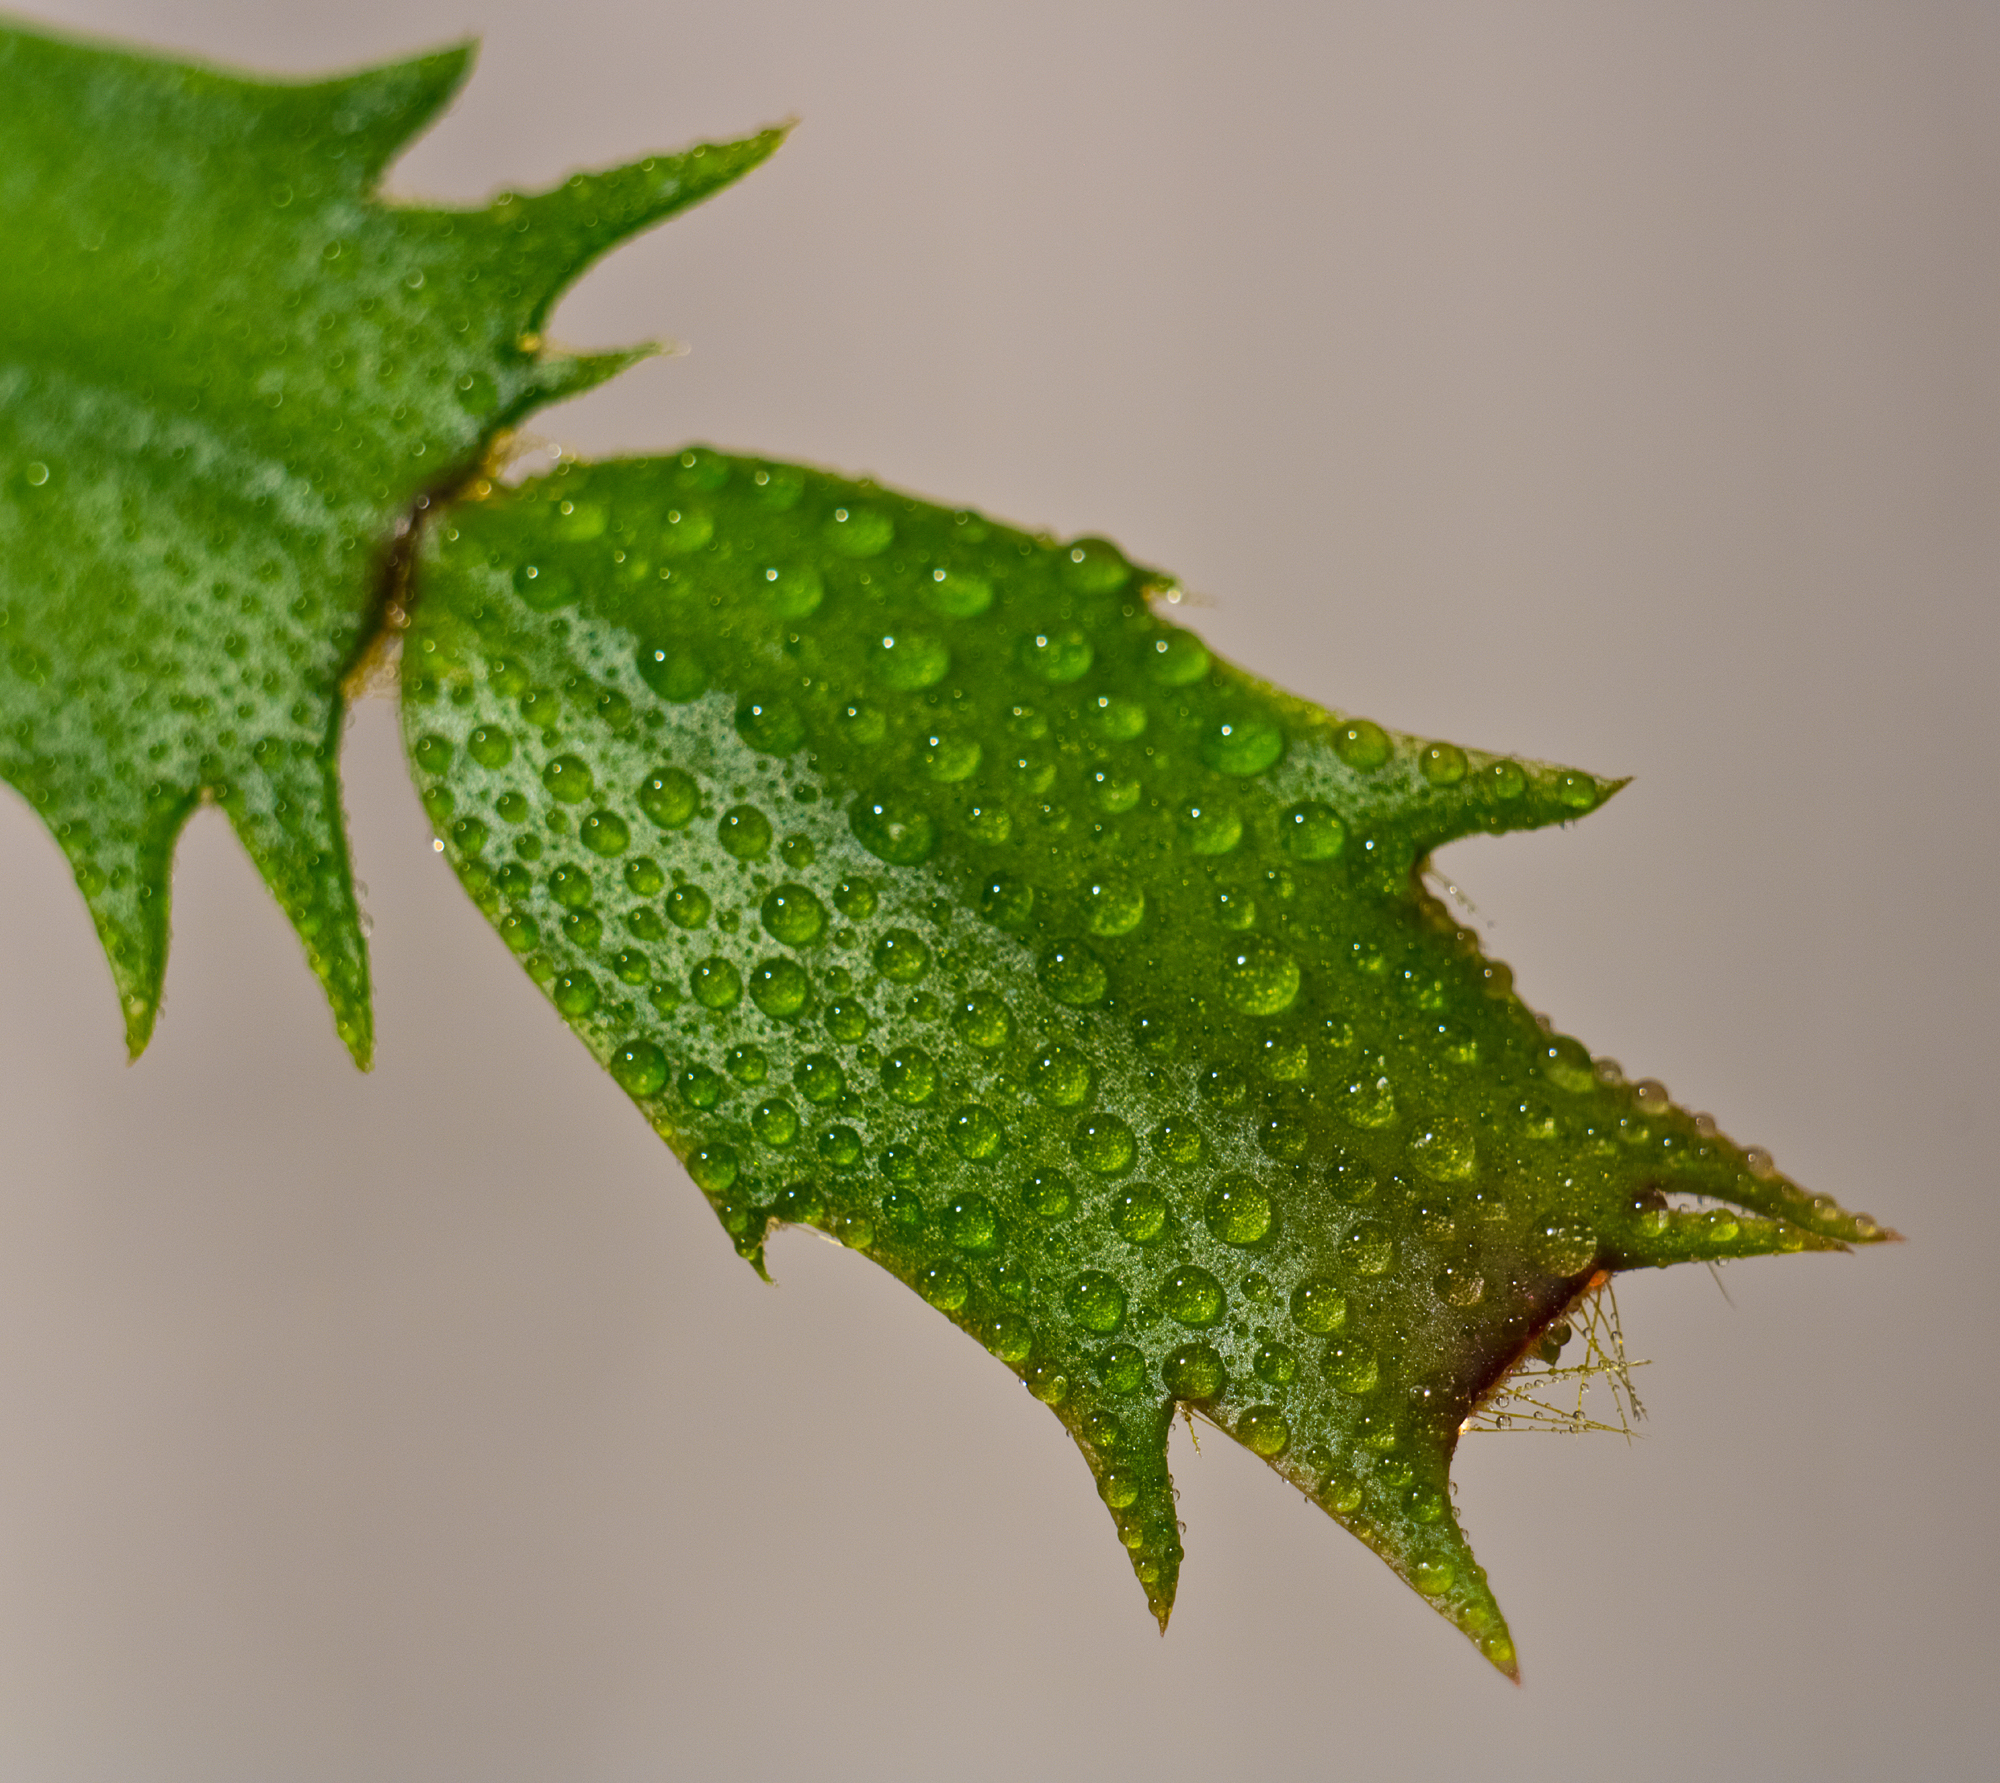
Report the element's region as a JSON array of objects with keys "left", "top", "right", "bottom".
[
  {"left": 505, "top": 125, "right": 792, "bottom": 335},
  {"left": 312, "top": 38, "right": 478, "bottom": 184}
]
